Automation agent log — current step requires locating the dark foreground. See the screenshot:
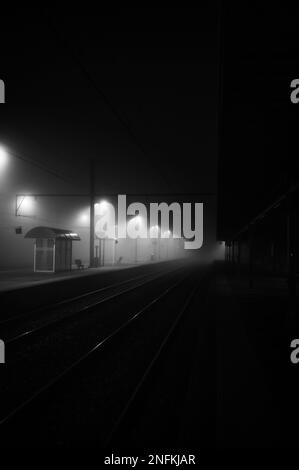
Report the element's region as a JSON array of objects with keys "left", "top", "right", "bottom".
[{"left": 0, "top": 260, "right": 298, "bottom": 450}]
